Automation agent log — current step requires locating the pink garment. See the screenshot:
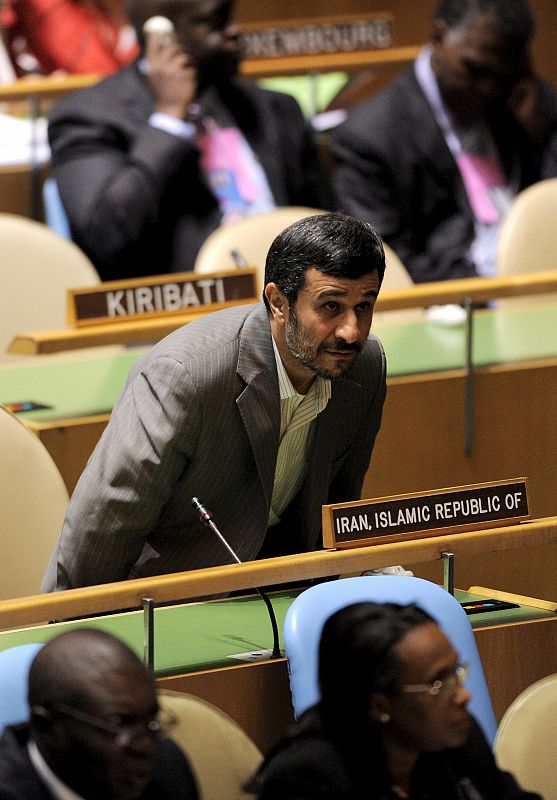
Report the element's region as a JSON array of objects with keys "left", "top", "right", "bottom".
[
  {"left": 456, "top": 152, "right": 507, "bottom": 224},
  {"left": 198, "top": 126, "right": 275, "bottom": 223}
]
